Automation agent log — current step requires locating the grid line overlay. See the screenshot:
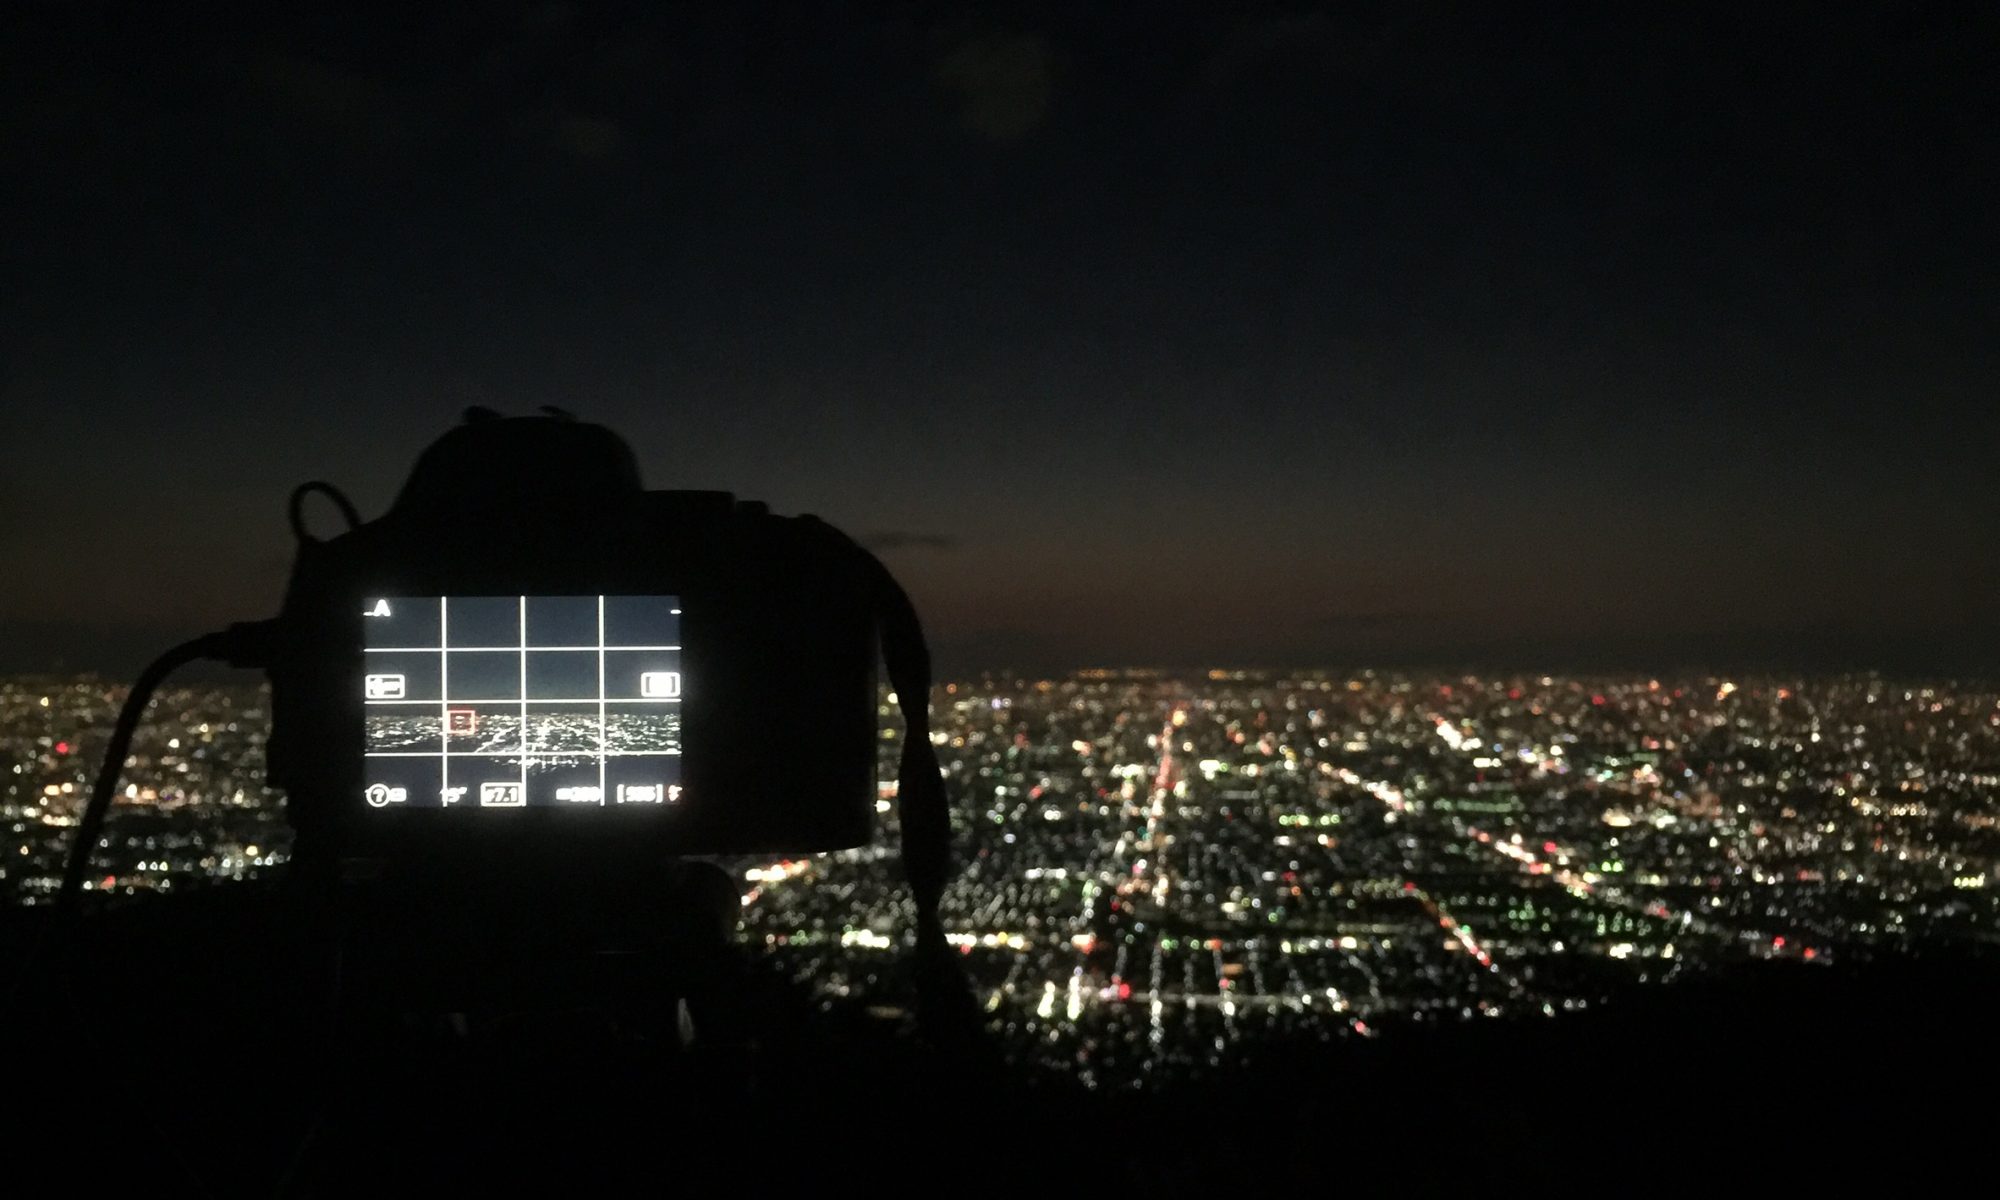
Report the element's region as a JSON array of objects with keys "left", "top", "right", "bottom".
[
  {"left": 368, "top": 645, "right": 680, "bottom": 653},
  {"left": 367, "top": 698, "right": 679, "bottom": 706},
  {"left": 364, "top": 750, "right": 682, "bottom": 757},
  {"left": 598, "top": 596, "right": 608, "bottom": 807},
  {"left": 439, "top": 597, "right": 450, "bottom": 802},
  {"left": 363, "top": 595, "right": 681, "bottom": 809},
  {"left": 518, "top": 596, "right": 530, "bottom": 804}
]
